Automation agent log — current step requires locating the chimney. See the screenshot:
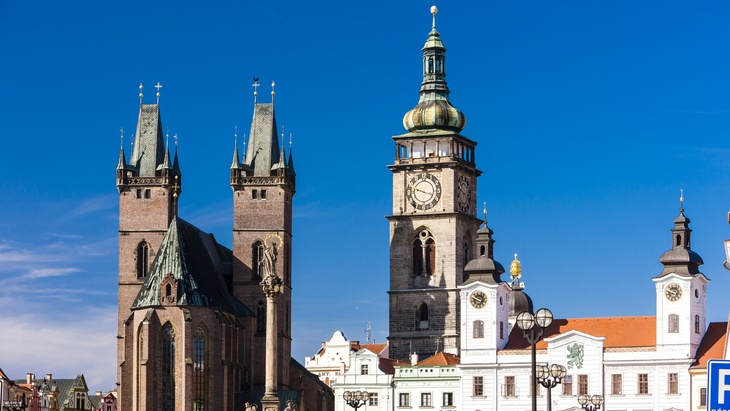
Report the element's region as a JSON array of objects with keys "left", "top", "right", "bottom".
[
  {"left": 46, "top": 374, "right": 52, "bottom": 382},
  {"left": 26, "top": 373, "right": 34, "bottom": 384},
  {"left": 410, "top": 352, "right": 419, "bottom": 366}
]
